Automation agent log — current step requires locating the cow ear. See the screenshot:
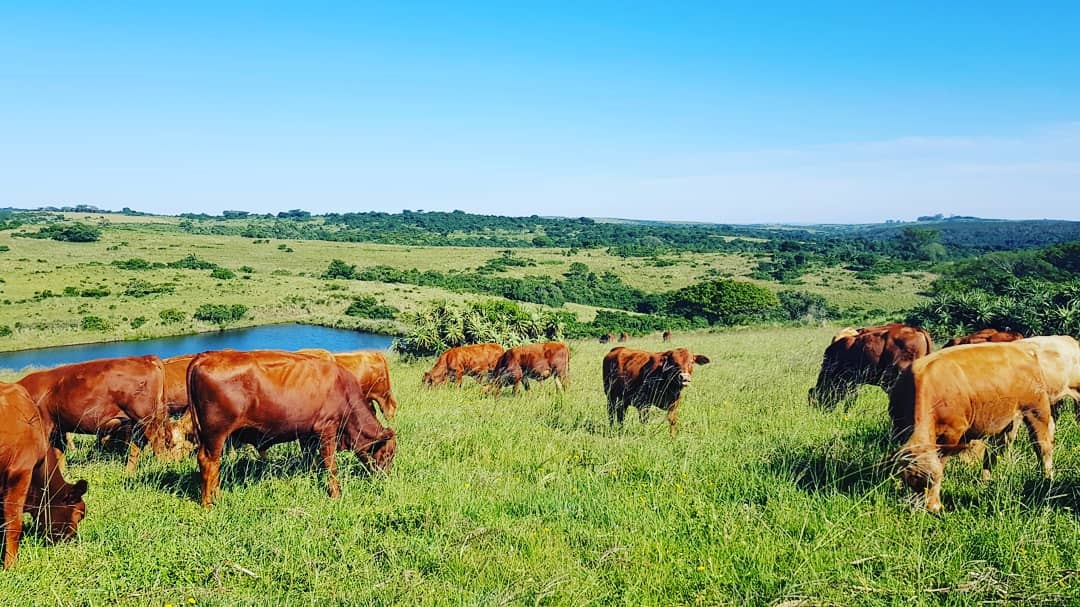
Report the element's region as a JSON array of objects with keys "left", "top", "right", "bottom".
[
  {"left": 694, "top": 355, "right": 710, "bottom": 365},
  {"left": 69, "top": 479, "right": 89, "bottom": 501},
  {"left": 377, "top": 428, "right": 395, "bottom": 443}
]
